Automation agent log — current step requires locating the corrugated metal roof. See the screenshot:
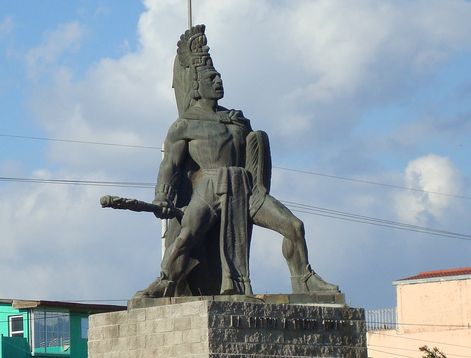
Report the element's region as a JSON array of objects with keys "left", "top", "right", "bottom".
[{"left": 397, "top": 267, "right": 471, "bottom": 281}]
